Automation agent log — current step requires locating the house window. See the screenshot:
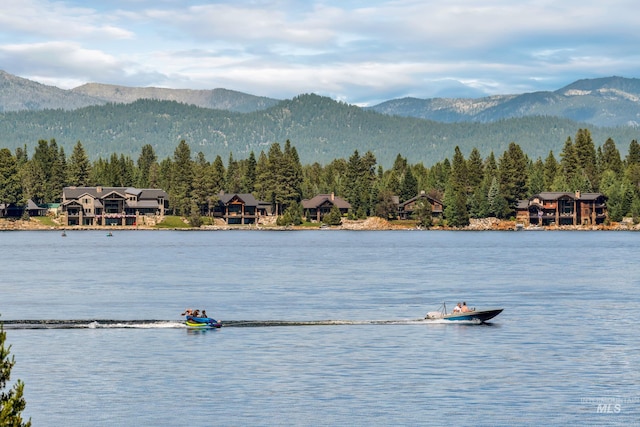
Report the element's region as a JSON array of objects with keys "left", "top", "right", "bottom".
[{"left": 559, "top": 199, "right": 573, "bottom": 215}]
